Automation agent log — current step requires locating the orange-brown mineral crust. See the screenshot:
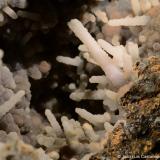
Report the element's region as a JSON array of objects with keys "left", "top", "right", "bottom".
[{"left": 90, "top": 56, "right": 160, "bottom": 160}]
